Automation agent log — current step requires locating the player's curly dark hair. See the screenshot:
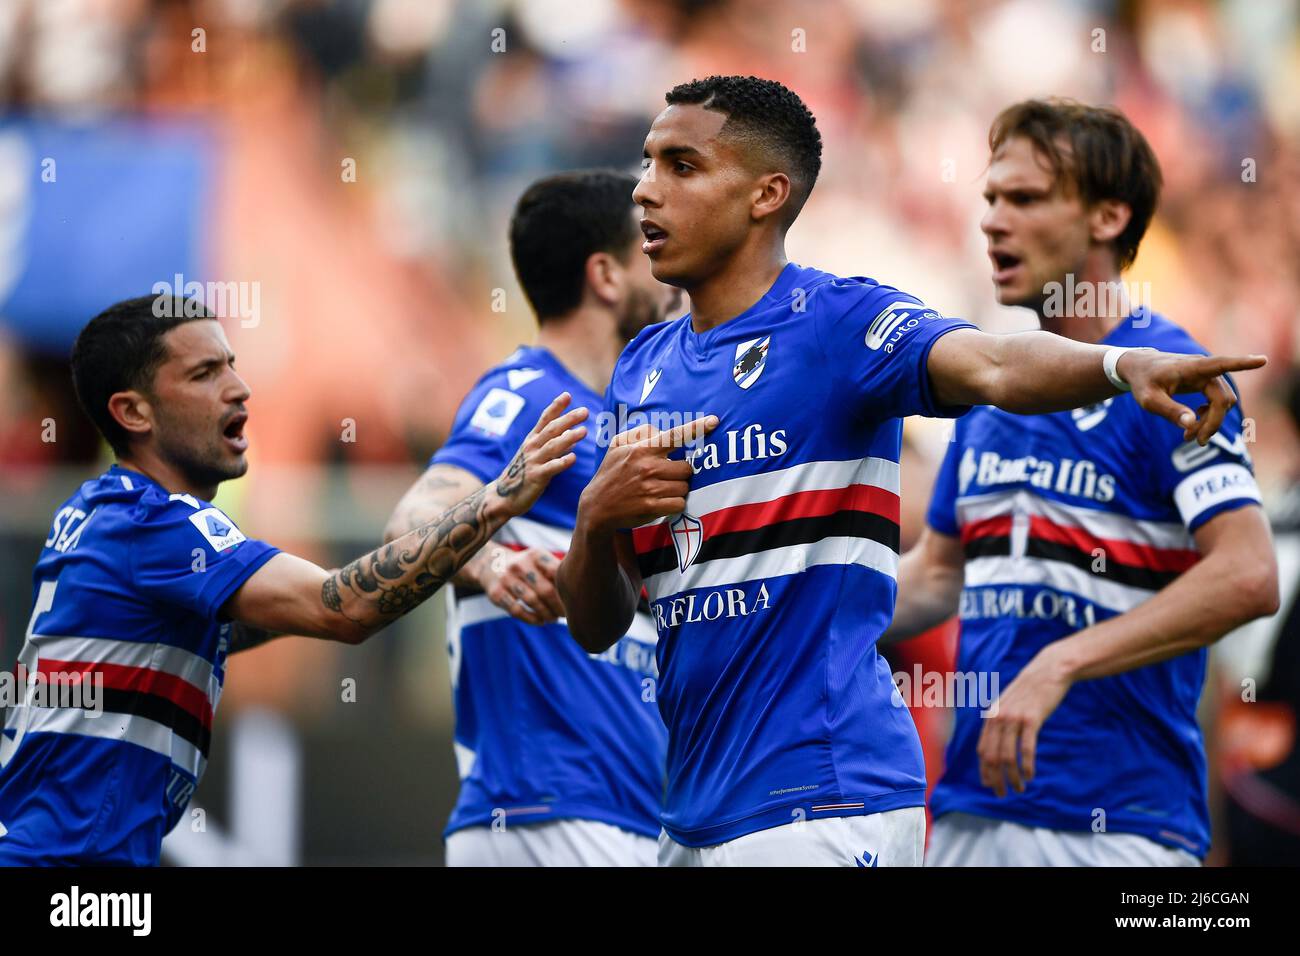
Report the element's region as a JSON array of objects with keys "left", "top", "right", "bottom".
[
  {"left": 666, "top": 75, "right": 823, "bottom": 223},
  {"left": 989, "top": 98, "right": 1162, "bottom": 270},
  {"left": 510, "top": 169, "right": 640, "bottom": 322},
  {"left": 72, "top": 295, "right": 212, "bottom": 456}
]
